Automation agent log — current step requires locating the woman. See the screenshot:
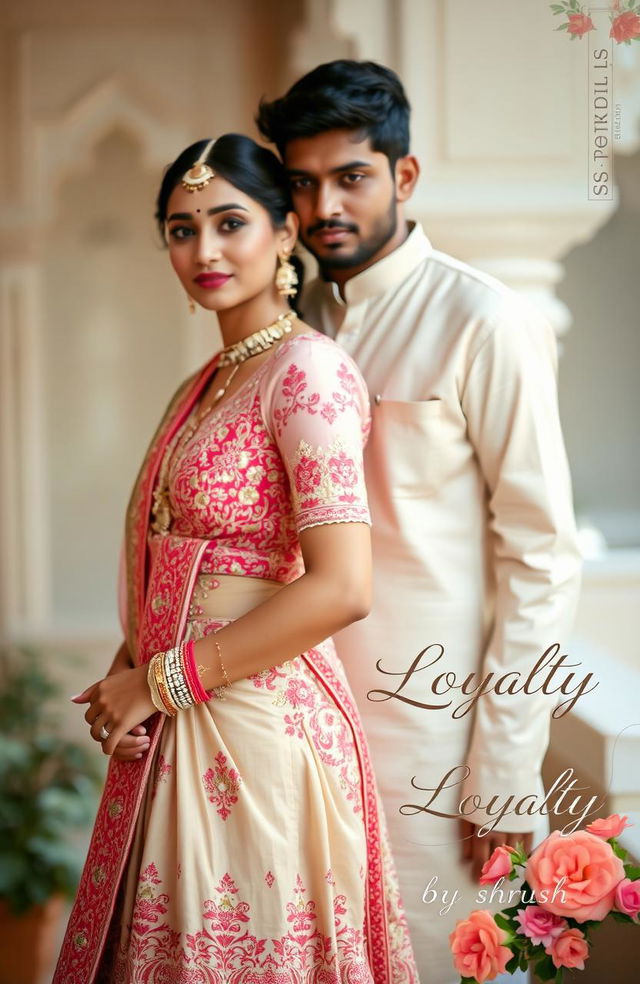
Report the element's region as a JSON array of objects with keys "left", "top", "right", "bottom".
[{"left": 53, "top": 134, "right": 419, "bottom": 983}]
